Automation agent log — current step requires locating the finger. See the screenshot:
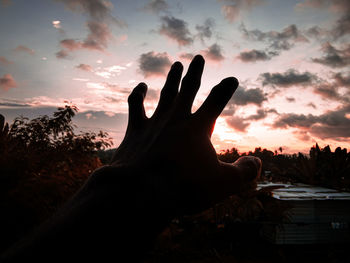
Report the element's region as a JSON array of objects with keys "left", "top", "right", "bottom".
[
  {"left": 127, "top": 82, "right": 148, "bottom": 128},
  {"left": 153, "top": 61, "right": 183, "bottom": 118},
  {"left": 176, "top": 55, "right": 205, "bottom": 115},
  {"left": 194, "top": 77, "right": 238, "bottom": 135},
  {"left": 212, "top": 157, "right": 262, "bottom": 201}
]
